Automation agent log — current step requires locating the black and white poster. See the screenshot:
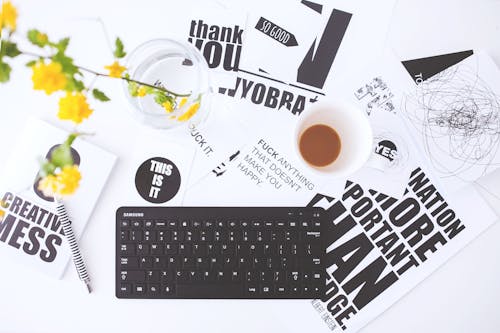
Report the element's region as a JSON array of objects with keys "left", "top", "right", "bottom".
[{"left": 308, "top": 167, "right": 496, "bottom": 332}]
